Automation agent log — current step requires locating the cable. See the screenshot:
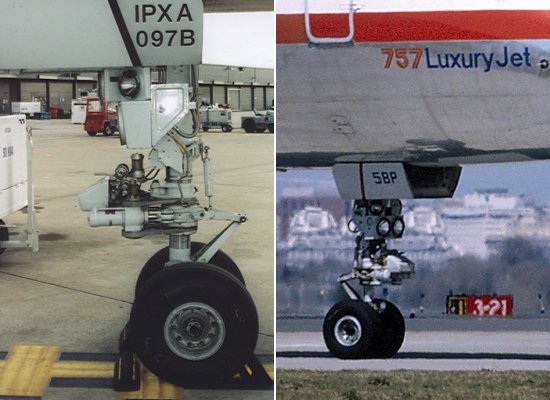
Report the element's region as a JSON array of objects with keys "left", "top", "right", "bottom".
[
  {"left": 145, "top": 169, "right": 160, "bottom": 181},
  {"left": 0, "top": 270, "right": 133, "bottom": 305}
]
